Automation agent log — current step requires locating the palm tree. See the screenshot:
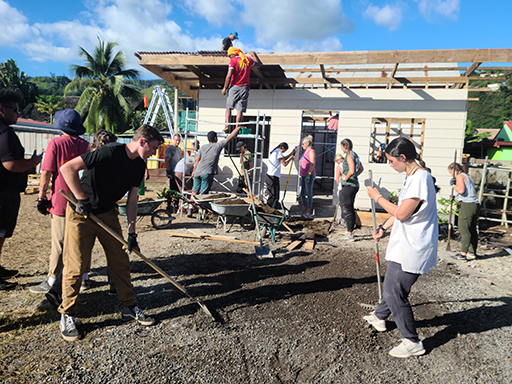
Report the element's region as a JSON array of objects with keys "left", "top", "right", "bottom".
[
  {"left": 35, "top": 95, "right": 65, "bottom": 123},
  {"left": 64, "top": 38, "right": 140, "bottom": 133}
]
